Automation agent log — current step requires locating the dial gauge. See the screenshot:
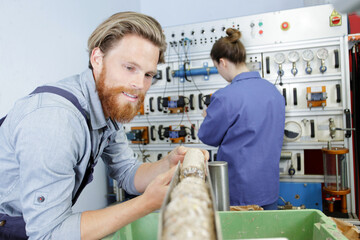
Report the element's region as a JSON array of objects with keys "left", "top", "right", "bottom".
[
  {"left": 274, "top": 53, "right": 285, "bottom": 64},
  {"left": 302, "top": 49, "right": 314, "bottom": 61},
  {"left": 317, "top": 48, "right": 328, "bottom": 60},
  {"left": 288, "top": 51, "right": 300, "bottom": 63},
  {"left": 284, "top": 121, "right": 302, "bottom": 142}
]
